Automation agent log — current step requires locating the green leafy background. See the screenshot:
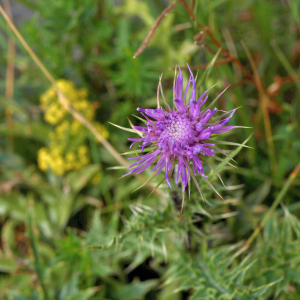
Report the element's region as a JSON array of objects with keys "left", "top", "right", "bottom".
[{"left": 0, "top": 0, "right": 300, "bottom": 299}]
